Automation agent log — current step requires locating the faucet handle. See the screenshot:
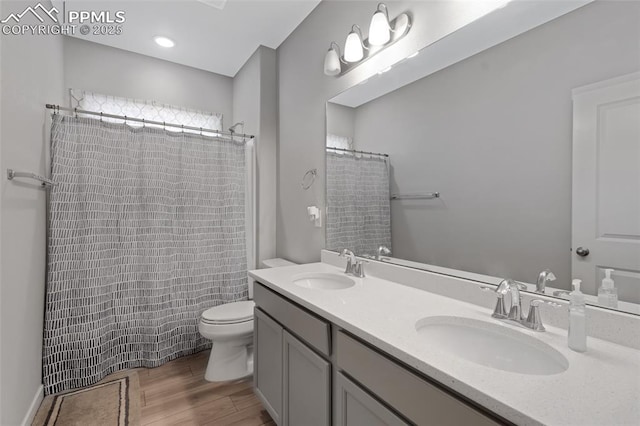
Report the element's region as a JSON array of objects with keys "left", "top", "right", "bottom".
[
  {"left": 492, "top": 295, "right": 508, "bottom": 319},
  {"left": 524, "top": 299, "right": 562, "bottom": 331},
  {"left": 479, "top": 286, "right": 509, "bottom": 318},
  {"left": 525, "top": 301, "right": 546, "bottom": 331},
  {"left": 353, "top": 259, "right": 368, "bottom": 278}
]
